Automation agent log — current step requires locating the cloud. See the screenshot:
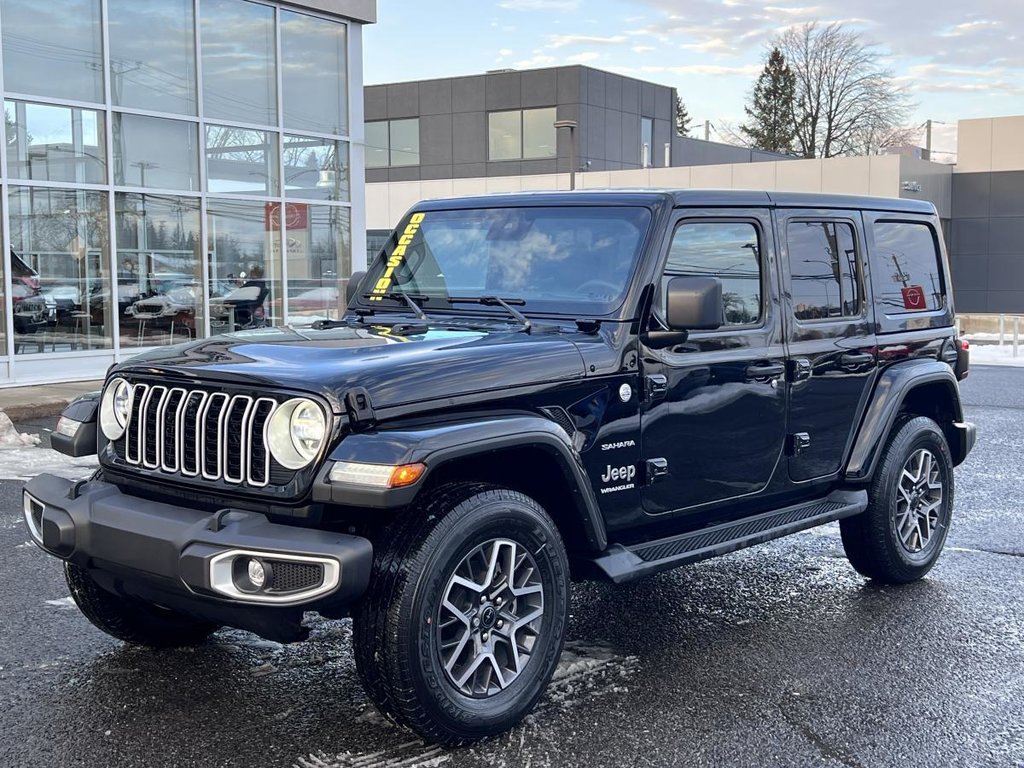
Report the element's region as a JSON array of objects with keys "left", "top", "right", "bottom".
[
  {"left": 632, "top": 45, "right": 656, "bottom": 53},
  {"left": 547, "top": 33, "right": 628, "bottom": 48},
  {"left": 566, "top": 51, "right": 601, "bottom": 63},
  {"left": 513, "top": 53, "right": 557, "bottom": 69},
  {"left": 499, "top": 0, "right": 579, "bottom": 10}
]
